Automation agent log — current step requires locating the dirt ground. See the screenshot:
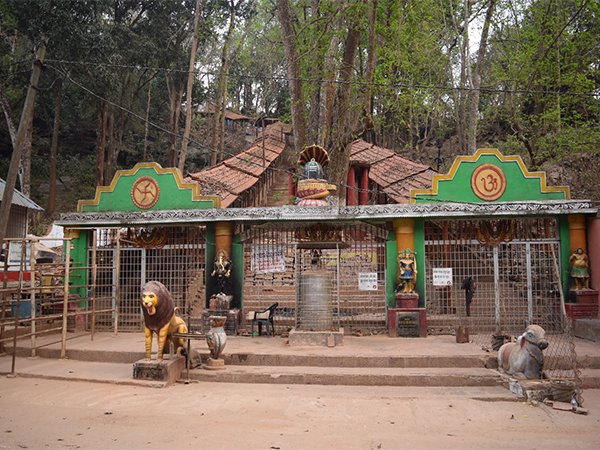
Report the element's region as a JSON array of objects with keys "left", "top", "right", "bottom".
[{"left": 1, "top": 377, "right": 599, "bottom": 450}]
